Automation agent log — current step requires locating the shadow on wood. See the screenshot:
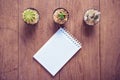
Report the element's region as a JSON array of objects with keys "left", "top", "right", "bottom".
[
  {"left": 53, "top": 22, "right": 60, "bottom": 31},
  {"left": 19, "top": 23, "right": 38, "bottom": 47},
  {"left": 22, "top": 23, "right": 38, "bottom": 40},
  {"left": 53, "top": 22, "right": 65, "bottom": 28},
  {"left": 82, "top": 21, "right": 95, "bottom": 37}
]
